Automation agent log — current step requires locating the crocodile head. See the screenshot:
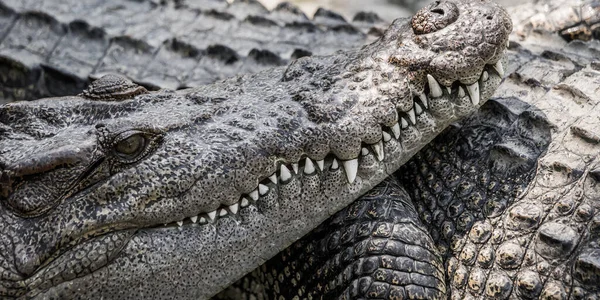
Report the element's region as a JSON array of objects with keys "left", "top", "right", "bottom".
[{"left": 0, "top": 0, "right": 511, "bottom": 298}]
